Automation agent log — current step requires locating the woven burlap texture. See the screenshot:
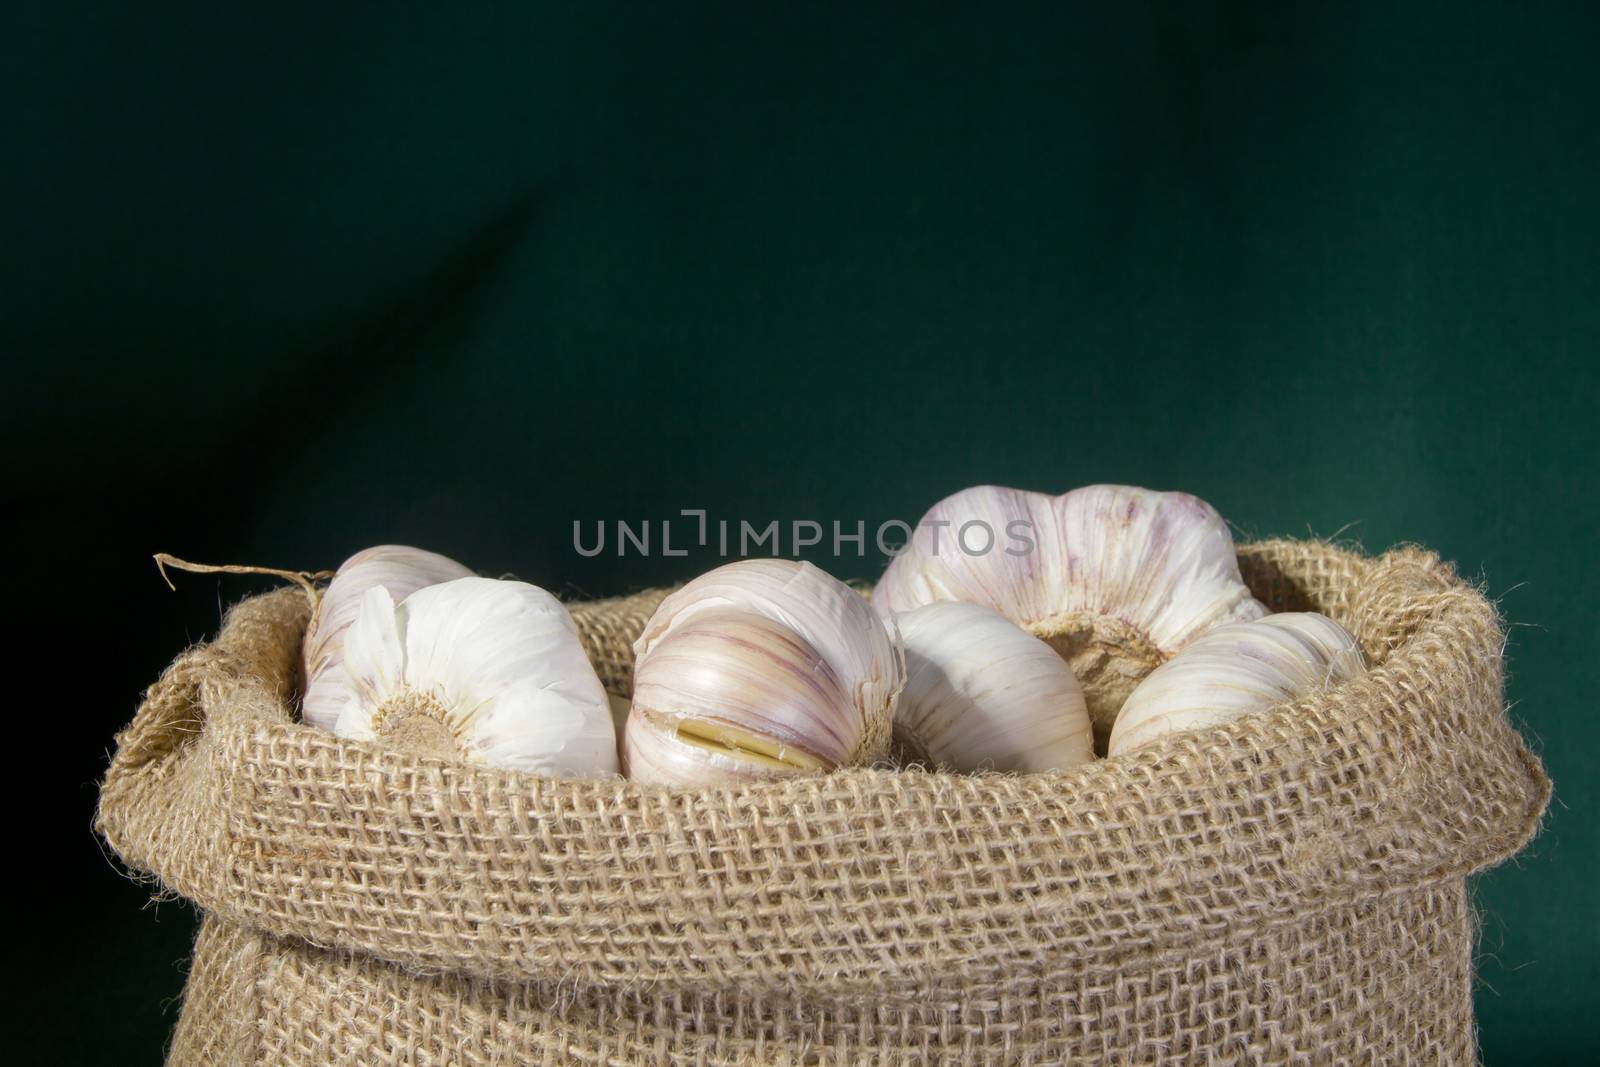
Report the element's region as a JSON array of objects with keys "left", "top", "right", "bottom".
[{"left": 98, "top": 540, "right": 1549, "bottom": 1065}]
